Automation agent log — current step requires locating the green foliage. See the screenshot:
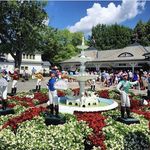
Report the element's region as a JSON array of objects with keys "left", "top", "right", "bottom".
[
  {"left": 102, "top": 110, "right": 150, "bottom": 150},
  {"left": 90, "top": 24, "right": 132, "bottom": 50},
  {"left": 133, "top": 20, "right": 150, "bottom": 46},
  {"left": 90, "top": 20, "right": 150, "bottom": 50},
  {"left": 0, "top": 0, "right": 48, "bottom": 68},
  {"left": 0, "top": 115, "right": 92, "bottom": 150},
  {"left": 40, "top": 88, "right": 48, "bottom": 94},
  {"left": 52, "top": 29, "right": 83, "bottom": 63},
  {"left": 108, "top": 90, "right": 120, "bottom": 100}
]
